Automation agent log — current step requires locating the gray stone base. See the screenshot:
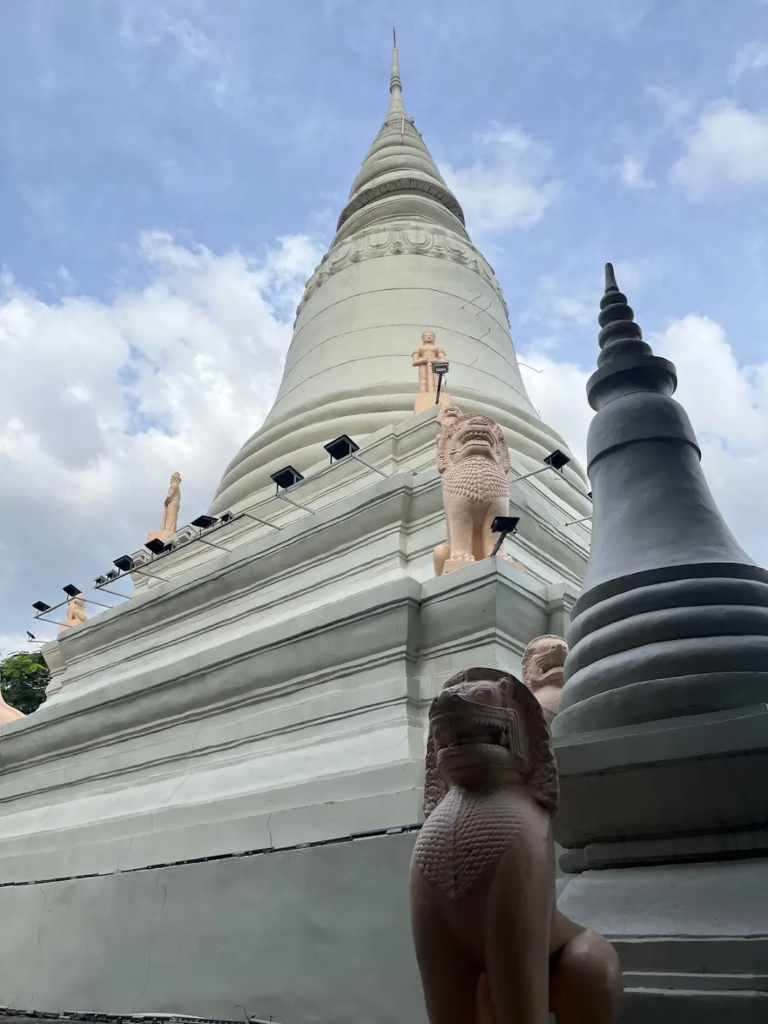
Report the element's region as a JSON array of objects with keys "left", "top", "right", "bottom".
[
  {"left": 0, "top": 830, "right": 423, "bottom": 1024},
  {"left": 559, "top": 858, "right": 768, "bottom": 1023},
  {"left": 2, "top": 830, "right": 765, "bottom": 1023}
]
